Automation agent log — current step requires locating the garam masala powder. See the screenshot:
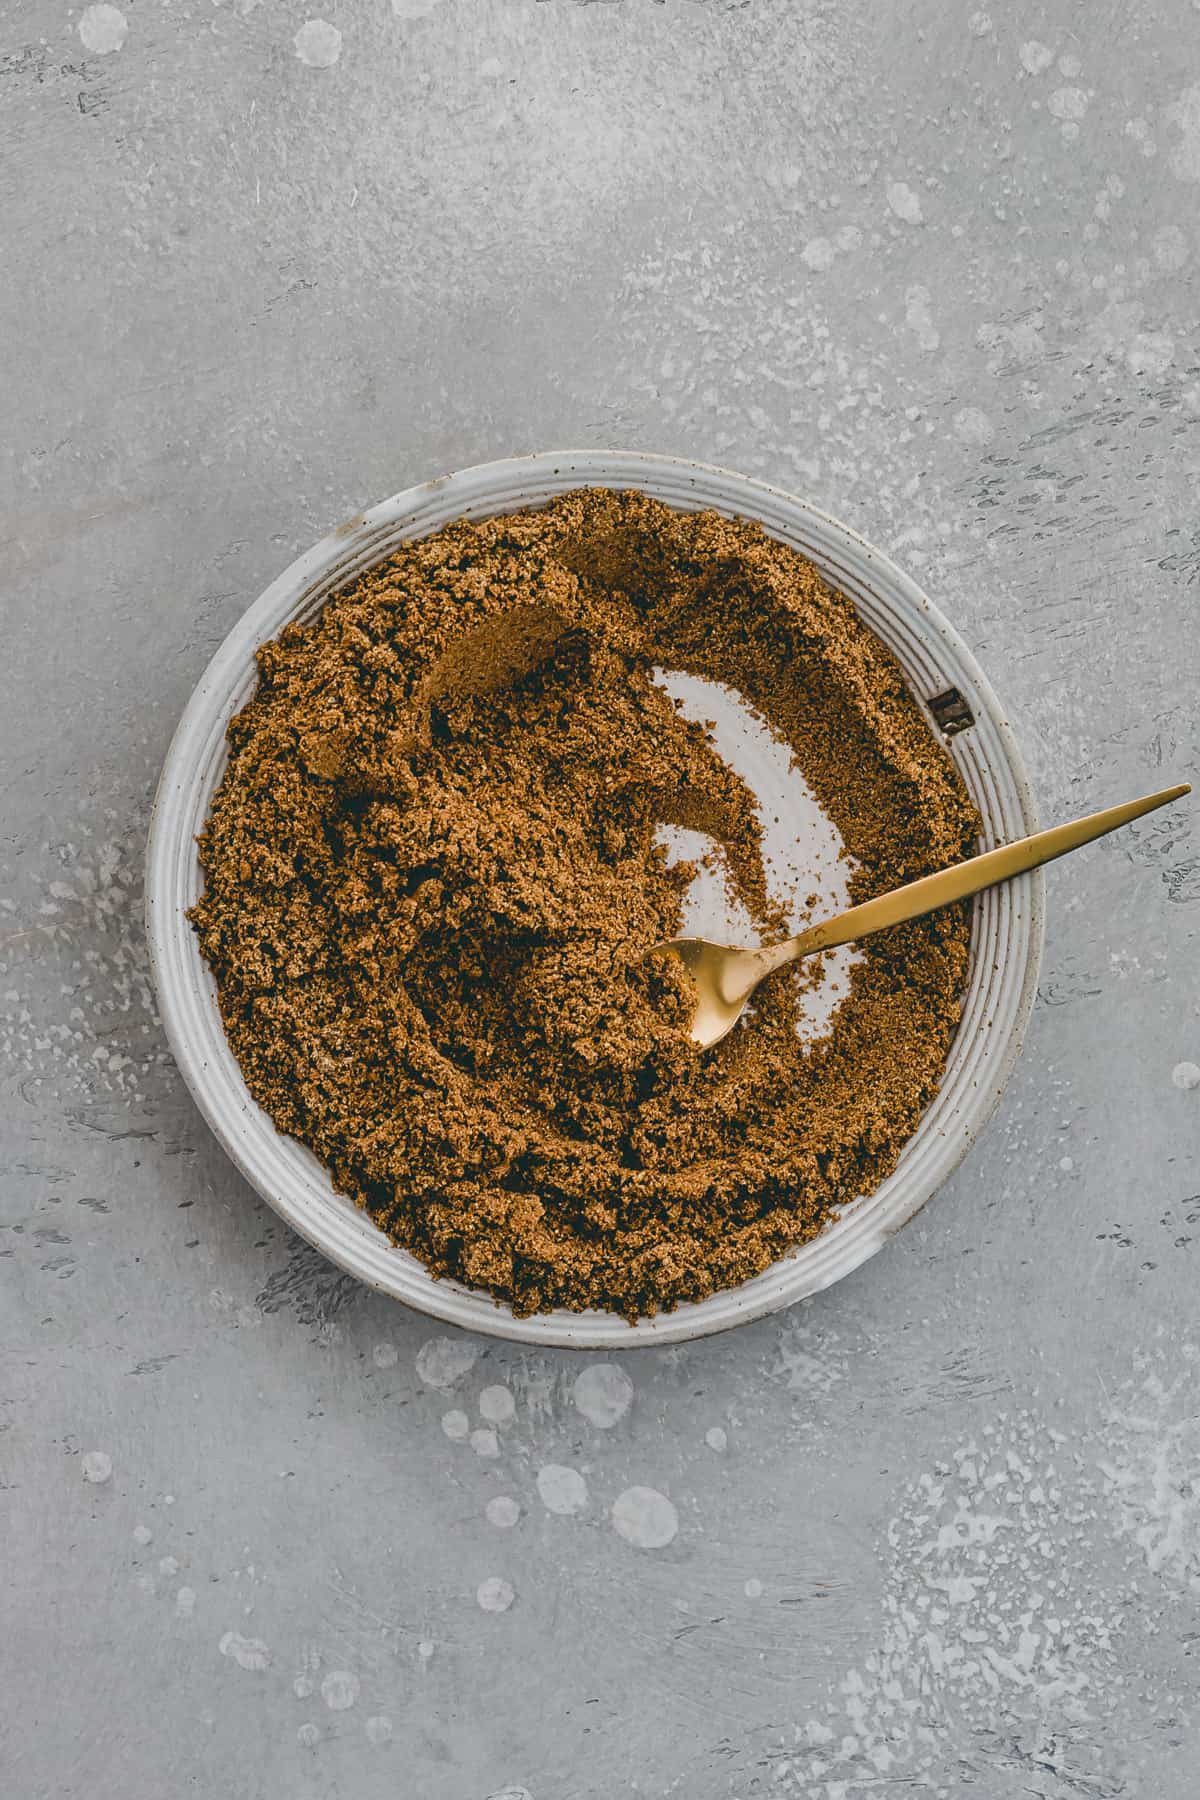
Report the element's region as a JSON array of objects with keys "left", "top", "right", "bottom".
[{"left": 190, "top": 489, "right": 980, "bottom": 1320}]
